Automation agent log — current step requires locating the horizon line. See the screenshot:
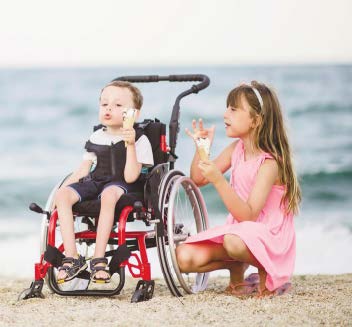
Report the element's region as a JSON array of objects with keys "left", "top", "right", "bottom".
[{"left": 0, "top": 61, "right": 352, "bottom": 70}]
